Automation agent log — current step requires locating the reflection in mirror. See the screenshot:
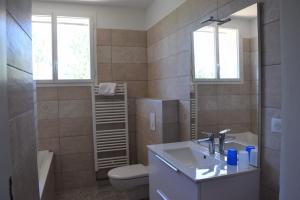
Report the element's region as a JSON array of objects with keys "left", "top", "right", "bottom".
[{"left": 190, "top": 4, "right": 260, "bottom": 154}]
